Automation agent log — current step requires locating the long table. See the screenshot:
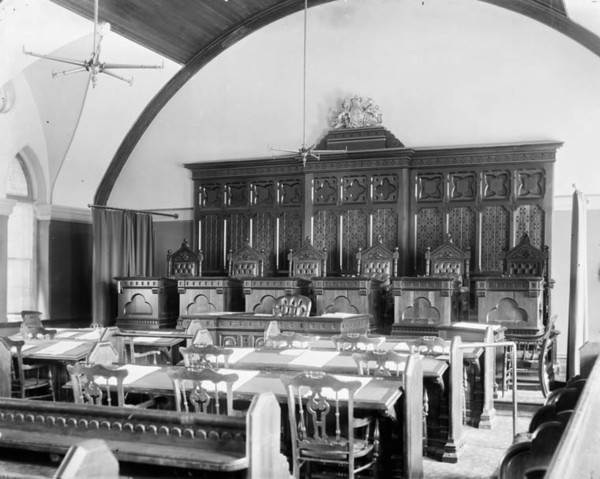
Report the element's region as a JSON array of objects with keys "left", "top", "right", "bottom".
[{"left": 101, "top": 360, "right": 424, "bottom": 478}]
